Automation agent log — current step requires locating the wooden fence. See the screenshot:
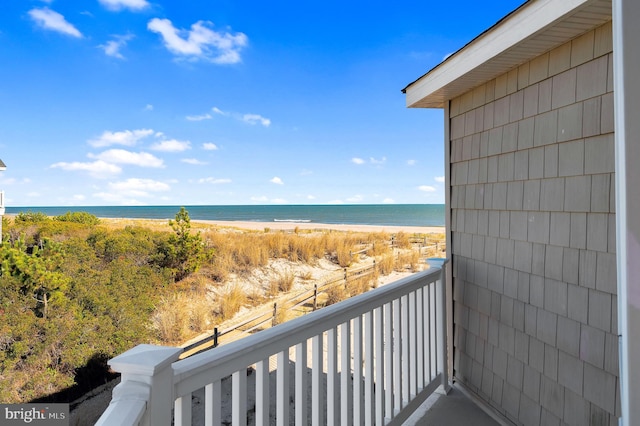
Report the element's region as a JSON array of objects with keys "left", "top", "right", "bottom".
[{"left": 180, "top": 240, "right": 444, "bottom": 358}]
